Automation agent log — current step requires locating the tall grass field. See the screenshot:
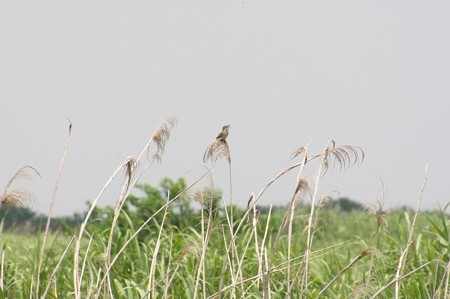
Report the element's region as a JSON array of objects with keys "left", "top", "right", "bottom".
[{"left": 0, "top": 118, "right": 447, "bottom": 298}]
